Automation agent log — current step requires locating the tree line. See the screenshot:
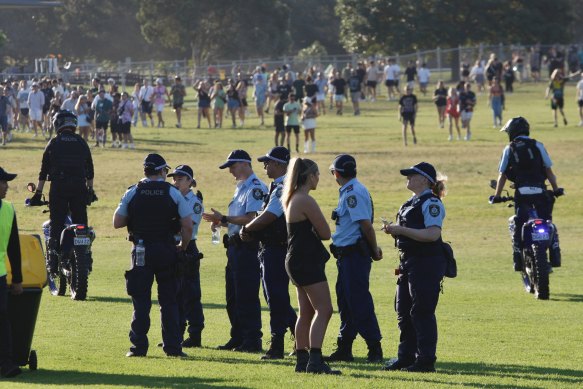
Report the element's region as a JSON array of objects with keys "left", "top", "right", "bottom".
[{"left": 0, "top": 0, "right": 581, "bottom": 68}]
